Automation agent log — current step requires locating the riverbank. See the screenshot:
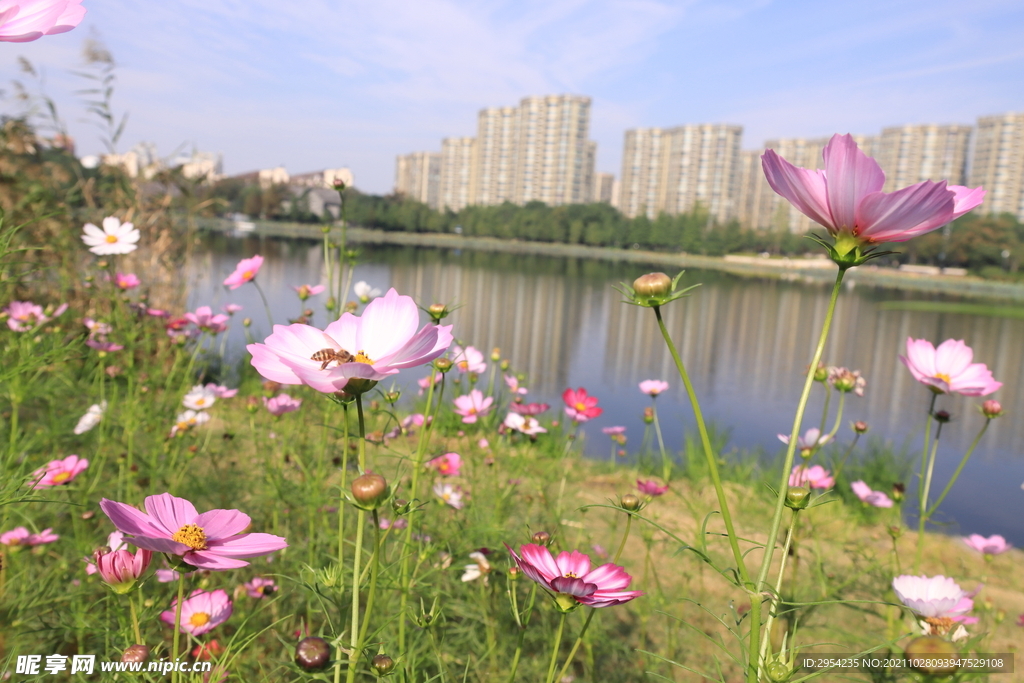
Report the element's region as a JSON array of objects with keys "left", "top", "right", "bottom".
[{"left": 195, "top": 217, "right": 1024, "bottom": 302}]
